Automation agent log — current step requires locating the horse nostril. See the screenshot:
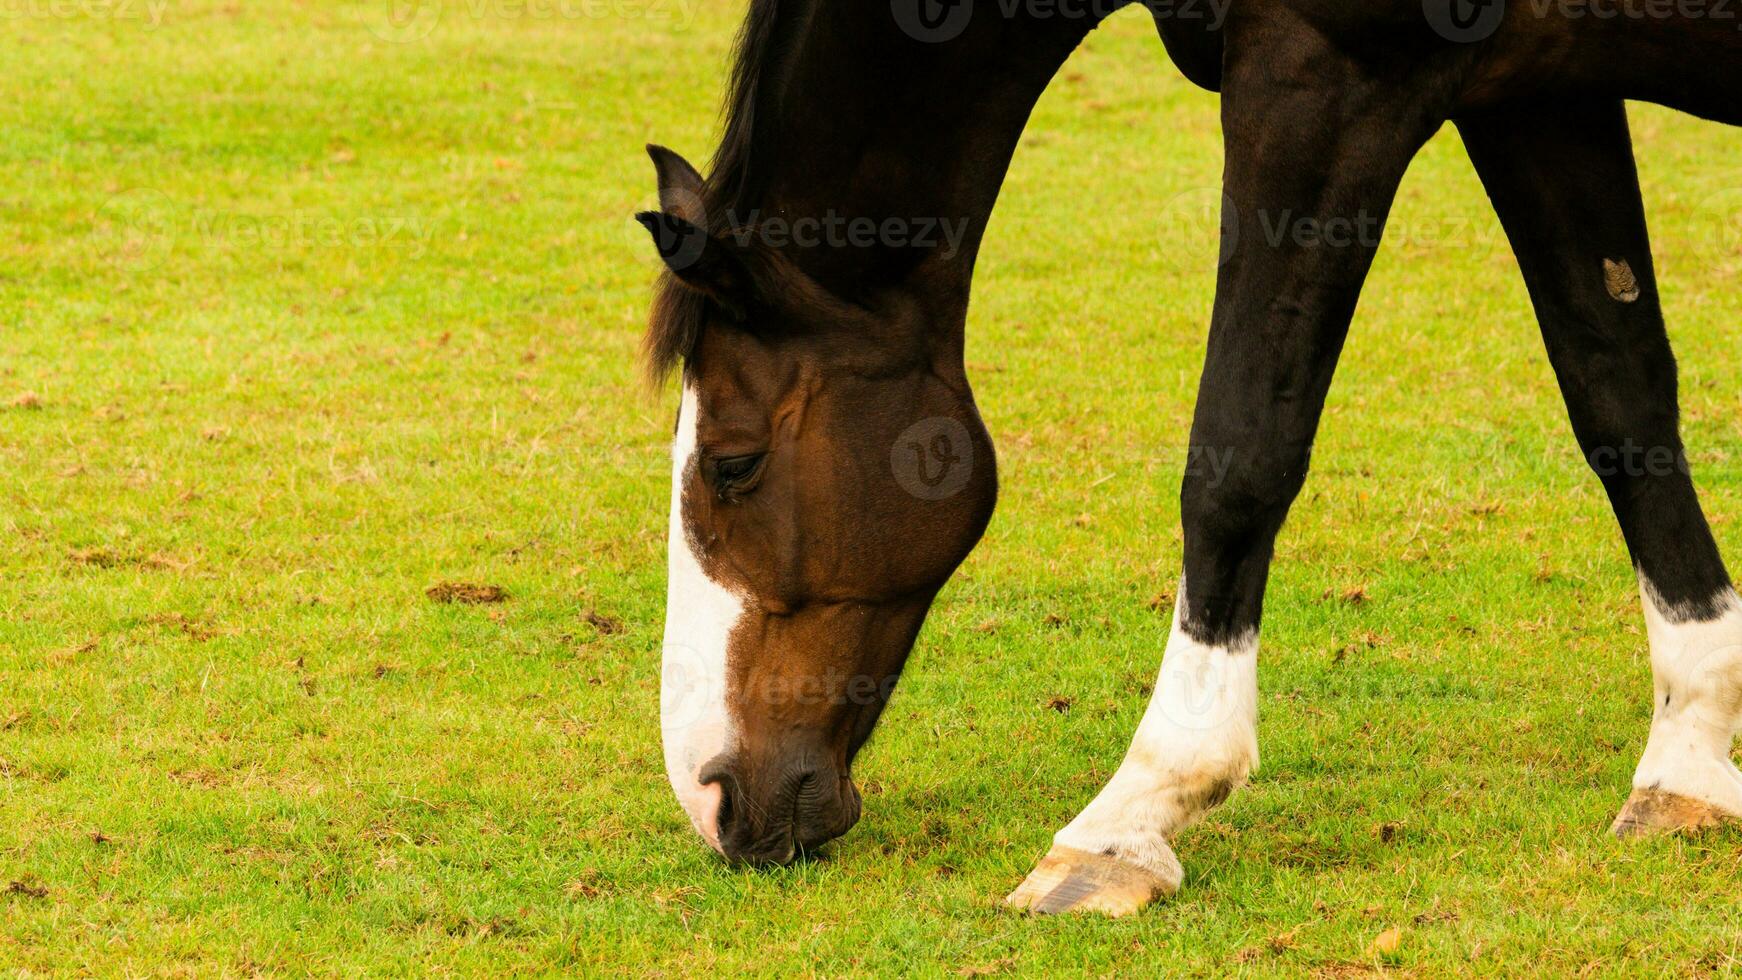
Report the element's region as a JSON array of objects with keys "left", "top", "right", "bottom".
[
  {"left": 715, "top": 780, "right": 737, "bottom": 841},
  {"left": 696, "top": 758, "right": 740, "bottom": 846}
]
